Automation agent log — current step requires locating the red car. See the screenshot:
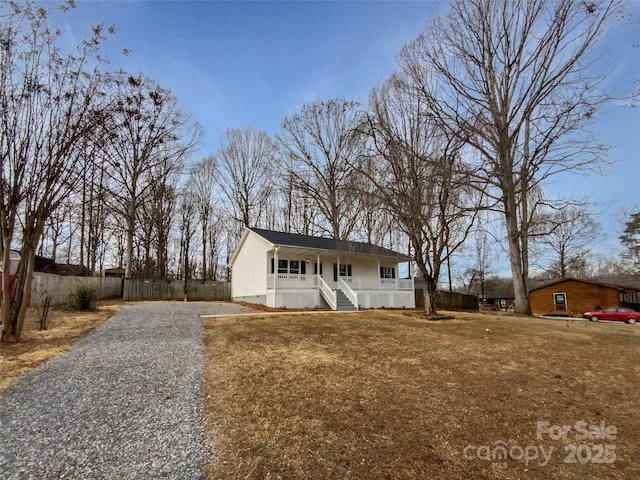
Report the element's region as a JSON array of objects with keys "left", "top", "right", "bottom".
[{"left": 582, "top": 307, "right": 640, "bottom": 324}]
